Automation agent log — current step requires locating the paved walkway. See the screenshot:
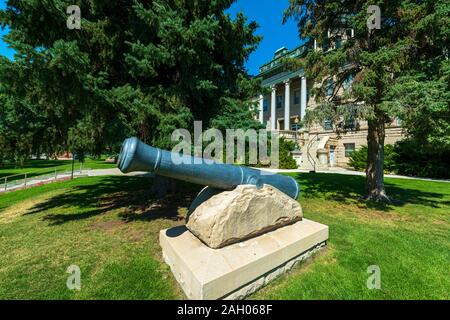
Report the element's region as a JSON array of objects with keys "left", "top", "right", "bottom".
[
  {"left": 1, "top": 166, "right": 448, "bottom": 194},
  {"left": 255, "top": 167, "right": 450, "bottom": 183},
  {"left": 1, "top": 173, "right": 79, "bottom": 193},
  {"left": 0, "top": 169, "right": 151, "bottom": 194}
]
